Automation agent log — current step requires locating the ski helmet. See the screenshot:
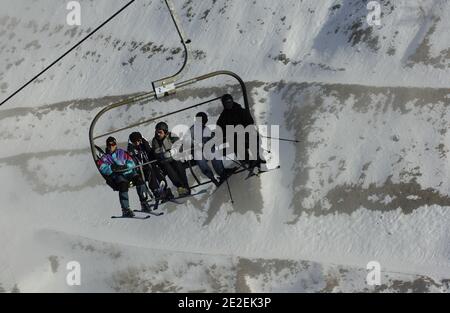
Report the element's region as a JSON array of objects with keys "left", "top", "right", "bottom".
[
  {"left": 221, "top": 94, "right": 234, "bottom": 109},
  {"left": 195, "top": 112, "right": 208, "bottom": 125},
  {"left": 129, "top": 131, "right": 143, "bottom": 143},
  {"left": 155, "top": 121, "right": 169, "bottom": 133},
  {"left": 221, "top": 94, "right": 233, "bottom": 103},
  {"left": 106, "top": 136, "right": 117, "bottom": 146}
]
